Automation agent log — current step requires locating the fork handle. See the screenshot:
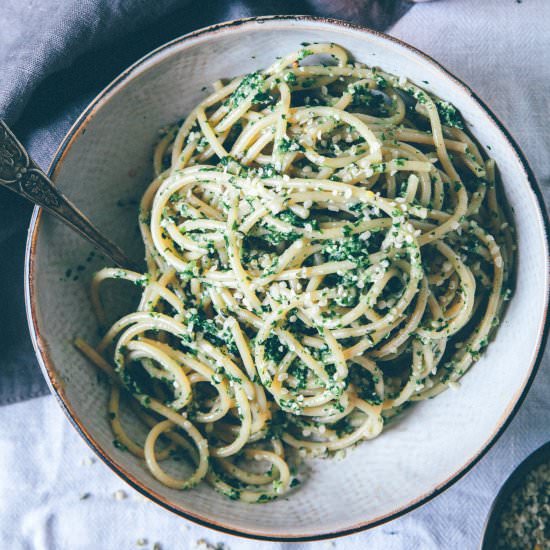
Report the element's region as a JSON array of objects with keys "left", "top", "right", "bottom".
[{"left": 0, "top": 120, "right": 138, "bottom": 271}]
